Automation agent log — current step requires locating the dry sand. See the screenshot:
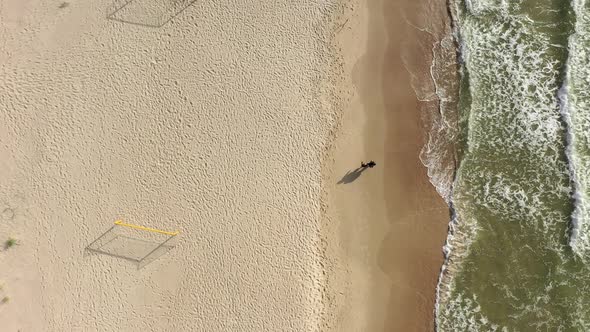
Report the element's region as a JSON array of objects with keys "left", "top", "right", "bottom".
[
  {"left": 0, "top": 0, "right": 342, "bottom": 331},
  {"left": 0, "top": 0, "right": 451, "bottom": 330},
  {"left": 322, "top": 0, "right": 451, "bottom": 331}
]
